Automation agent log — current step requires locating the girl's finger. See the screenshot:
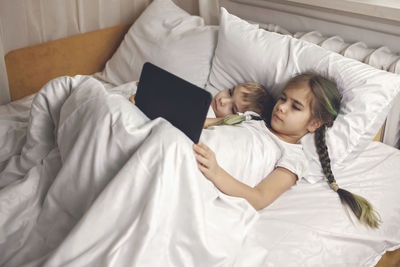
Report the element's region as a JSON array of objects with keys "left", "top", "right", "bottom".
[
  {"left": 198, "top": 142, "right": 215, "bottom": 158},
  {"left": 197, "top": 143, "right": 213, "bottom": 157},
  {"left": 195, "top": 154, "right": 209, "bottom": 167},
  {"left": 197, "top": 142, "right": 210, "bottom": 151},
  {"left": 197, "top": 163, "right": 208, "bottom": 173},
  {"left": 193, "top": 144, "right": 207, "bottom": 156}
]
